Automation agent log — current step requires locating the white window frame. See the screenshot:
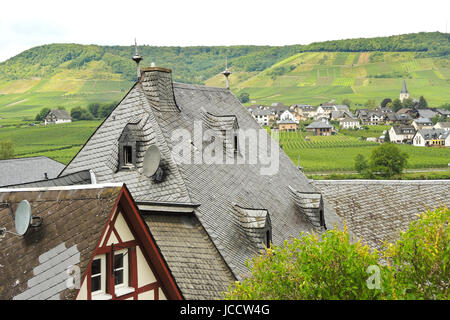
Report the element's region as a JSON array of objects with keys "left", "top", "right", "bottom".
[
  {"left": 113, "top": 248, "right": 134, "bottom": 297},
  {"left": 91, "top": 254, "right": 111, "bottom": 300}
]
